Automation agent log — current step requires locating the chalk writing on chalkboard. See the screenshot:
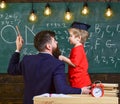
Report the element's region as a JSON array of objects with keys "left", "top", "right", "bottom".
[
  {"left": 1, "top": 23, "right": 120, "bottom": 72},
  {"left": 0, "top": 3, "right": 120, "bottom": 73}
]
